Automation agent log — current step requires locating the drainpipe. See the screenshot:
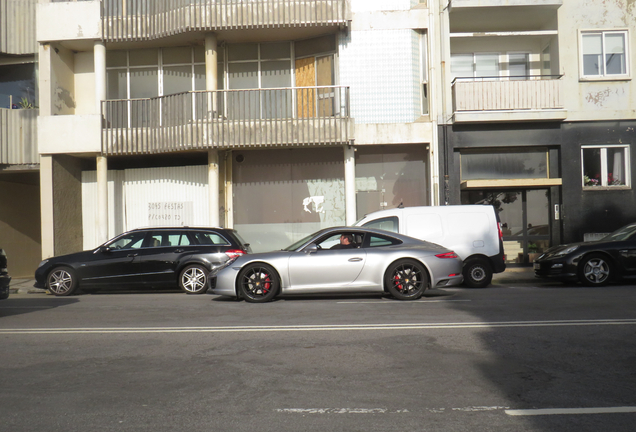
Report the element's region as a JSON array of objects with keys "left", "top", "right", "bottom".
[{"left": 344, "top": 142, "right": 356, "bottom": 225}]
